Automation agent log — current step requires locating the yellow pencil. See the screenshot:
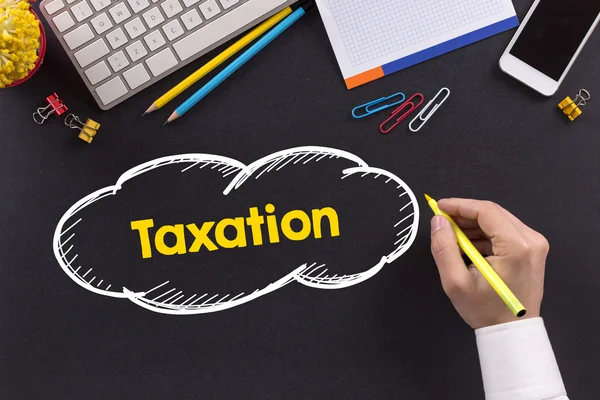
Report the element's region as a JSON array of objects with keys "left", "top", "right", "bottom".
[
  {"left": 425, "top": 194, "right": 527, "bottom": 318},
  {"left": 143, "top": 7, "right": 293, "bottom": 115}
]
